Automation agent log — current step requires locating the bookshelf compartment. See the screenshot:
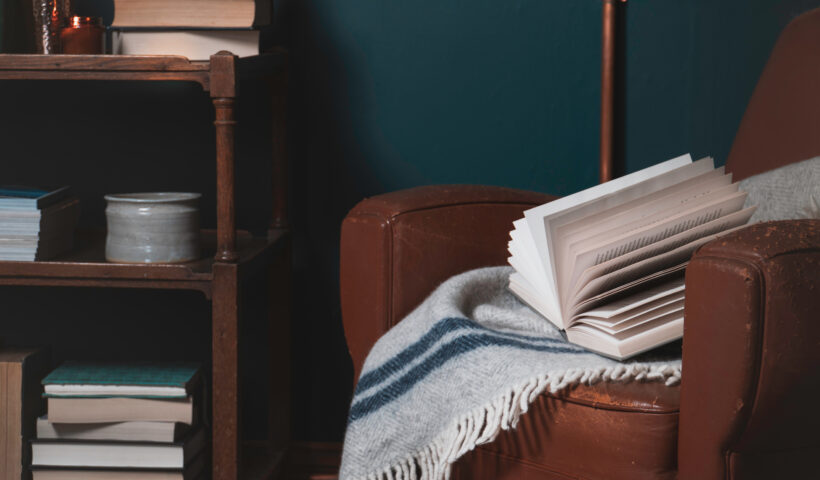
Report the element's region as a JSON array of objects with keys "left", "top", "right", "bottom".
[{"left": 0, "top": 52, "right": 290, "bottom": 480}]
